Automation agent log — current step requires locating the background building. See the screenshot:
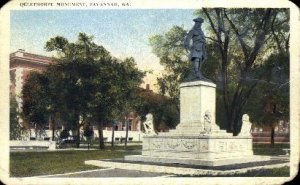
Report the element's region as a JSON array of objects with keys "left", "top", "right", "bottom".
[
  {"left": 10, "top": 49, "right": 52, "bottom": 128},
  {"left": 10, "top": 49, "right": 52, "bottom": 96}
]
